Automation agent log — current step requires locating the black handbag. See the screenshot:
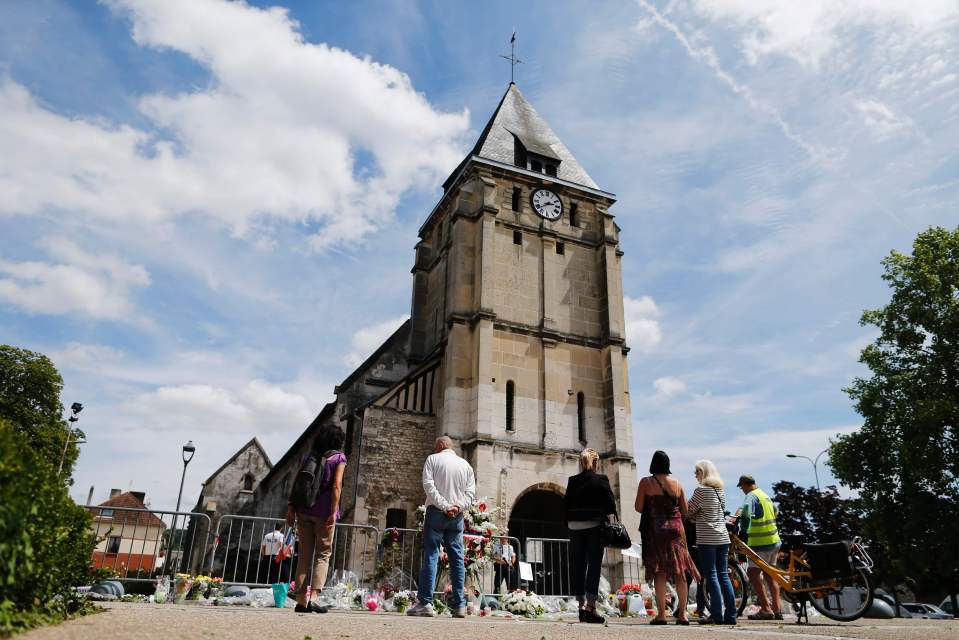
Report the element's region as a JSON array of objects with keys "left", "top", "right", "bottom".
[{"left": 601, "top": 514, "right": 632, "bottom": 549}]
